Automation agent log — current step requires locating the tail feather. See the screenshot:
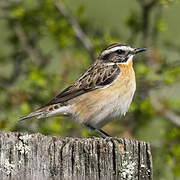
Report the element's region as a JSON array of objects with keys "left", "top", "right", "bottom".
[
  {"left": 19, "top": 110, "right": 45, "bottom": 121},
  {"left": 19, "top": 103, "right": 70, "bottom": 121}
]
